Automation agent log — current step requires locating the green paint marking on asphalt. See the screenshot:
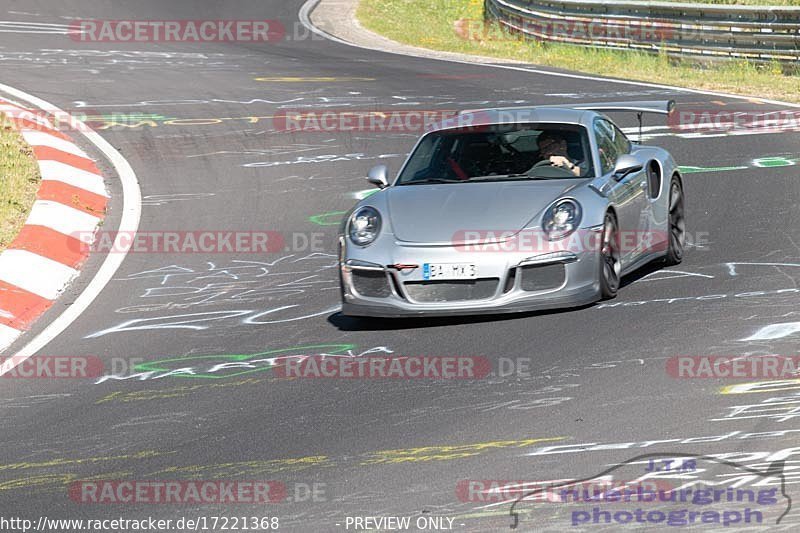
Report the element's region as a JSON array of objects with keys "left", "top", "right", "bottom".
[
  {"left": 84, "top": 113, "right": 175, "bottom": 123},
  {"left": 354, "top": 188, "right": 380, "bottom": 200},
  {"left": 309, "top": 189, "right": 378, "bottom": 226},
  {"left": 753, "top": 156, "right": 796, "bottom": 168},
  {"left": 680, "top": 155, "right": 800, "bottom": 174},
  {"left": 134, "top": 344, "right": 356, "bottom": 380},
  {"left": 678, "top": 165, "right": 748, "bottom": 174},
  {"left": 309, "top": 210, "right": 347, "bottom": 226}
]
